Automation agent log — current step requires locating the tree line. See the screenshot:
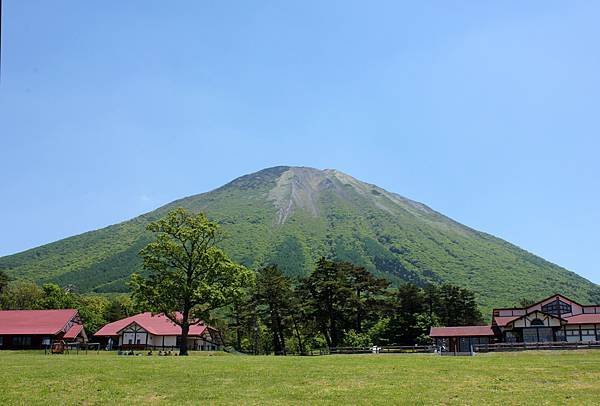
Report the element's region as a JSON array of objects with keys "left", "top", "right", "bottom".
[
  {"left": 0, "top": 275, "right": 137, "bottom": 334},
  {"left": 0, "top": 208, "right": 483, "bottom": 355},
  {"left": 225, "top": 259, "right": 483, "bottom": 355}
]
